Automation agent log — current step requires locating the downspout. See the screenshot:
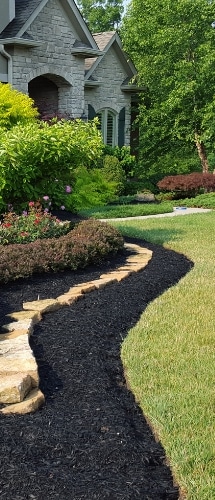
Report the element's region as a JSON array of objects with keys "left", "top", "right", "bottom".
[{"left": 0, "top": 44, "right": 12, "bottom": 84}]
